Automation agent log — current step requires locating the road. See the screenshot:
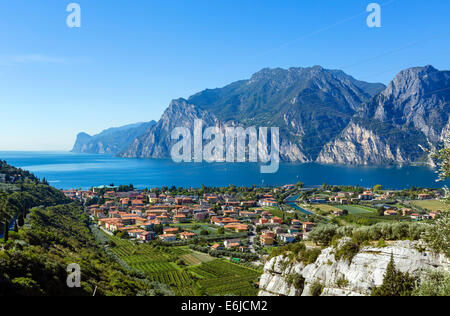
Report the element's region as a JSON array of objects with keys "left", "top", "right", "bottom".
[{"left": 248, "top": 224, "right": 257, "bottom": 254}]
